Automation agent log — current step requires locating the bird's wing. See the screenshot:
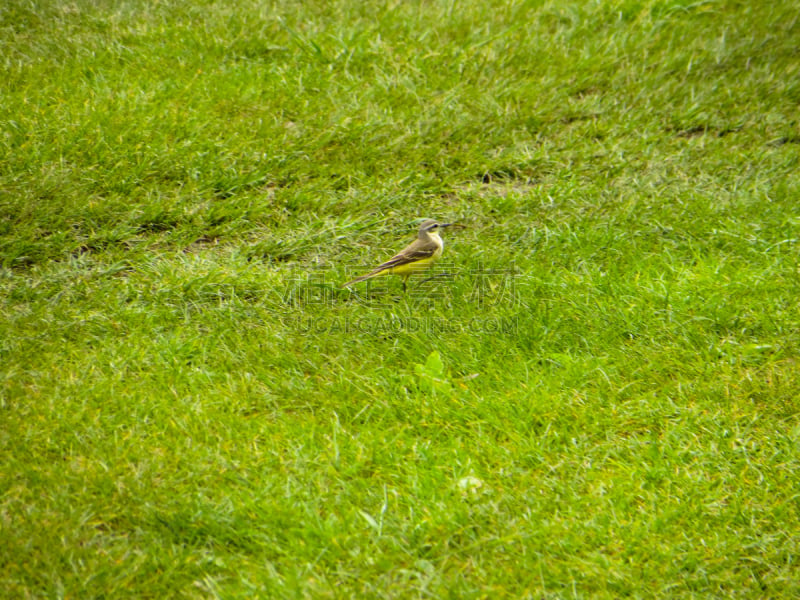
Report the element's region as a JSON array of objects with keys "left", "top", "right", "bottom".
[{"left": 371, "top": 240, "right": 438, "bottom": 272}]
